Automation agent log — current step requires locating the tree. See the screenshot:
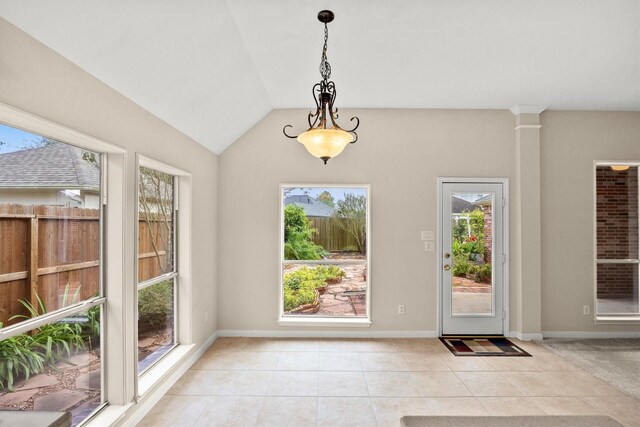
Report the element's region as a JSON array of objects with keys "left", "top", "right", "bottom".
[
  {"left": 138, "top": 167, "right": 174, "bottom": 274},
  {"left": 284, "top": 204, "right": 309, "bottom": 242},
  {"left": 317, "top": 191, "right": 335, "bottom": 207},
  {"left": 332, "top": 193, "right": 367, "bottom": 254},
  {"left": 20, "top": 136, "right": 58, "bottom": 150}
]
